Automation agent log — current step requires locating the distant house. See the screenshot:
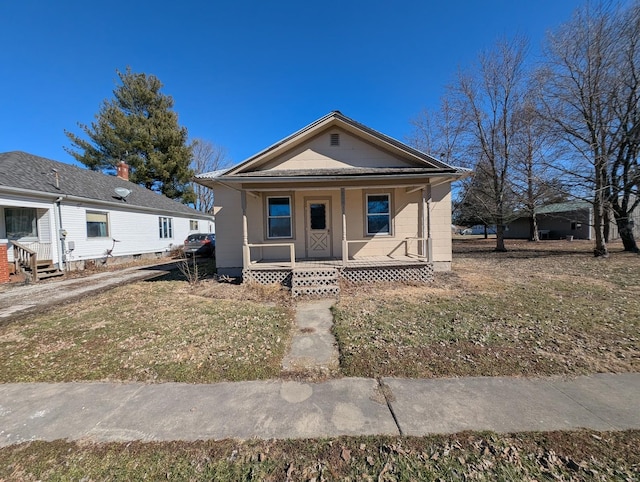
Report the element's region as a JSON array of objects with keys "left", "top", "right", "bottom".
[
  {"left": 0, "top": 151, "right": 214, "bottom": 280},
  {"left": 505, "top": 200, "right": 640, "bottom": 240},
  {"left": 195, "top": 112, "right": 468, "bottom": 290}
]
